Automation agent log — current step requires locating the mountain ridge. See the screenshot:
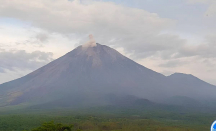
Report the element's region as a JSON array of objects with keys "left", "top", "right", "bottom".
[
  {"left": 0, "top": 43, "right": 215, "bottom": 108},
  {"left": 168, "top": 72, "right": 215, "bottom": 87}
]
